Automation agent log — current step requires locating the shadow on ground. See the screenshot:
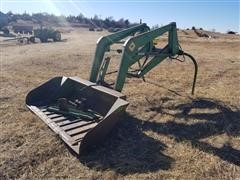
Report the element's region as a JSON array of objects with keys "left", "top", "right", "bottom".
[
  {"left": 79, "top": 97, "right": 240, "bottom": 174},
  {"left": 143, "top": 97, "right": 240, "bottom": 166},
  {"left": 79, "top": 114, "right": 173, "bottom": 174},
  {"left": 40, "top": 38, "right": 67, "bottom": 43}
]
